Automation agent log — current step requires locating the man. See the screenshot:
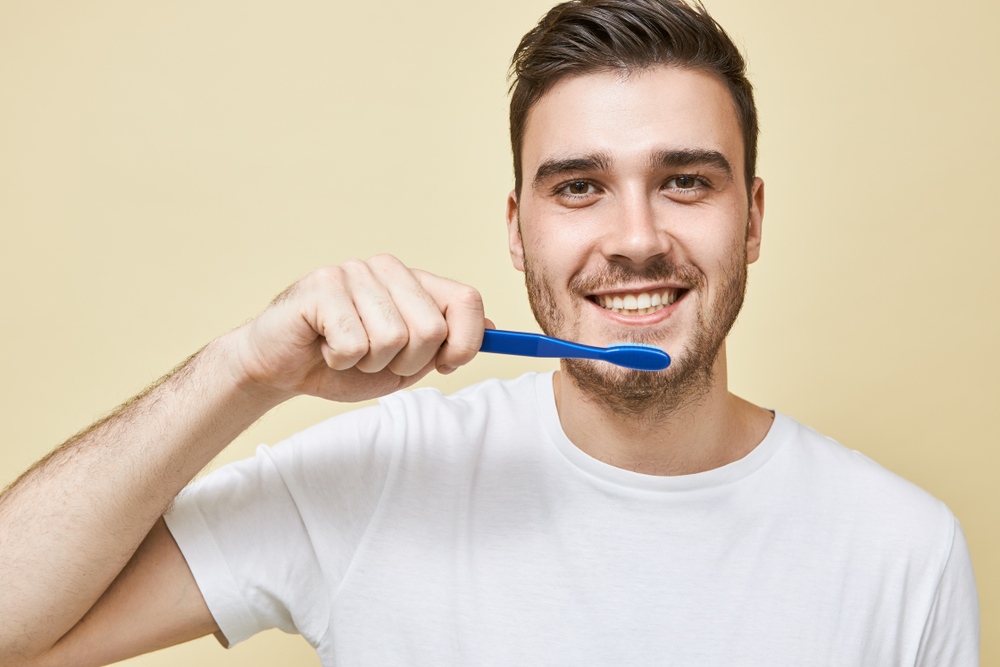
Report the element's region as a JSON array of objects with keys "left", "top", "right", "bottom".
[{"left": 0, "top": 0, "right": 979, "bottom": 665}]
